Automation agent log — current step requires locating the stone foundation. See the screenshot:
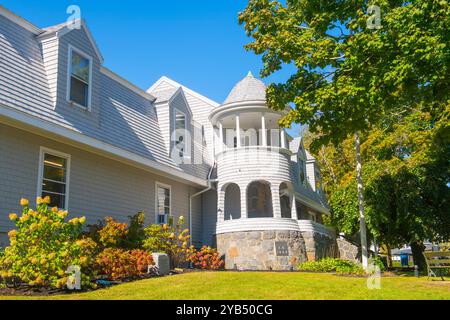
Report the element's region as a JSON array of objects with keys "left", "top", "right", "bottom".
[
  {"left": 302, "top": 231, "right": 338, "bottom": 261},
  {"left": 216, "top": 230, "right": 308, "bottom": 270},
  {"left": 337, "top": 237, "right": 359, "bottom": 262}
]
